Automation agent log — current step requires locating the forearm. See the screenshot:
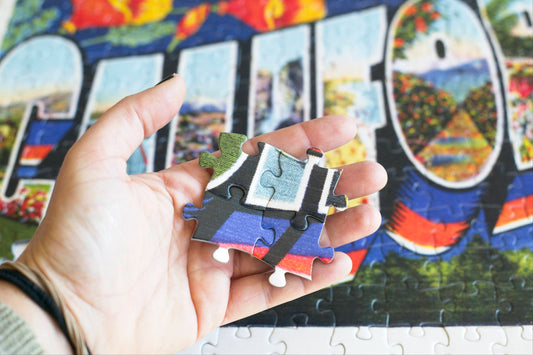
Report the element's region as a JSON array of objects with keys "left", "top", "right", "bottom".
[{"left": 0, "top": 280, "right": 72, "bottom": 354}]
